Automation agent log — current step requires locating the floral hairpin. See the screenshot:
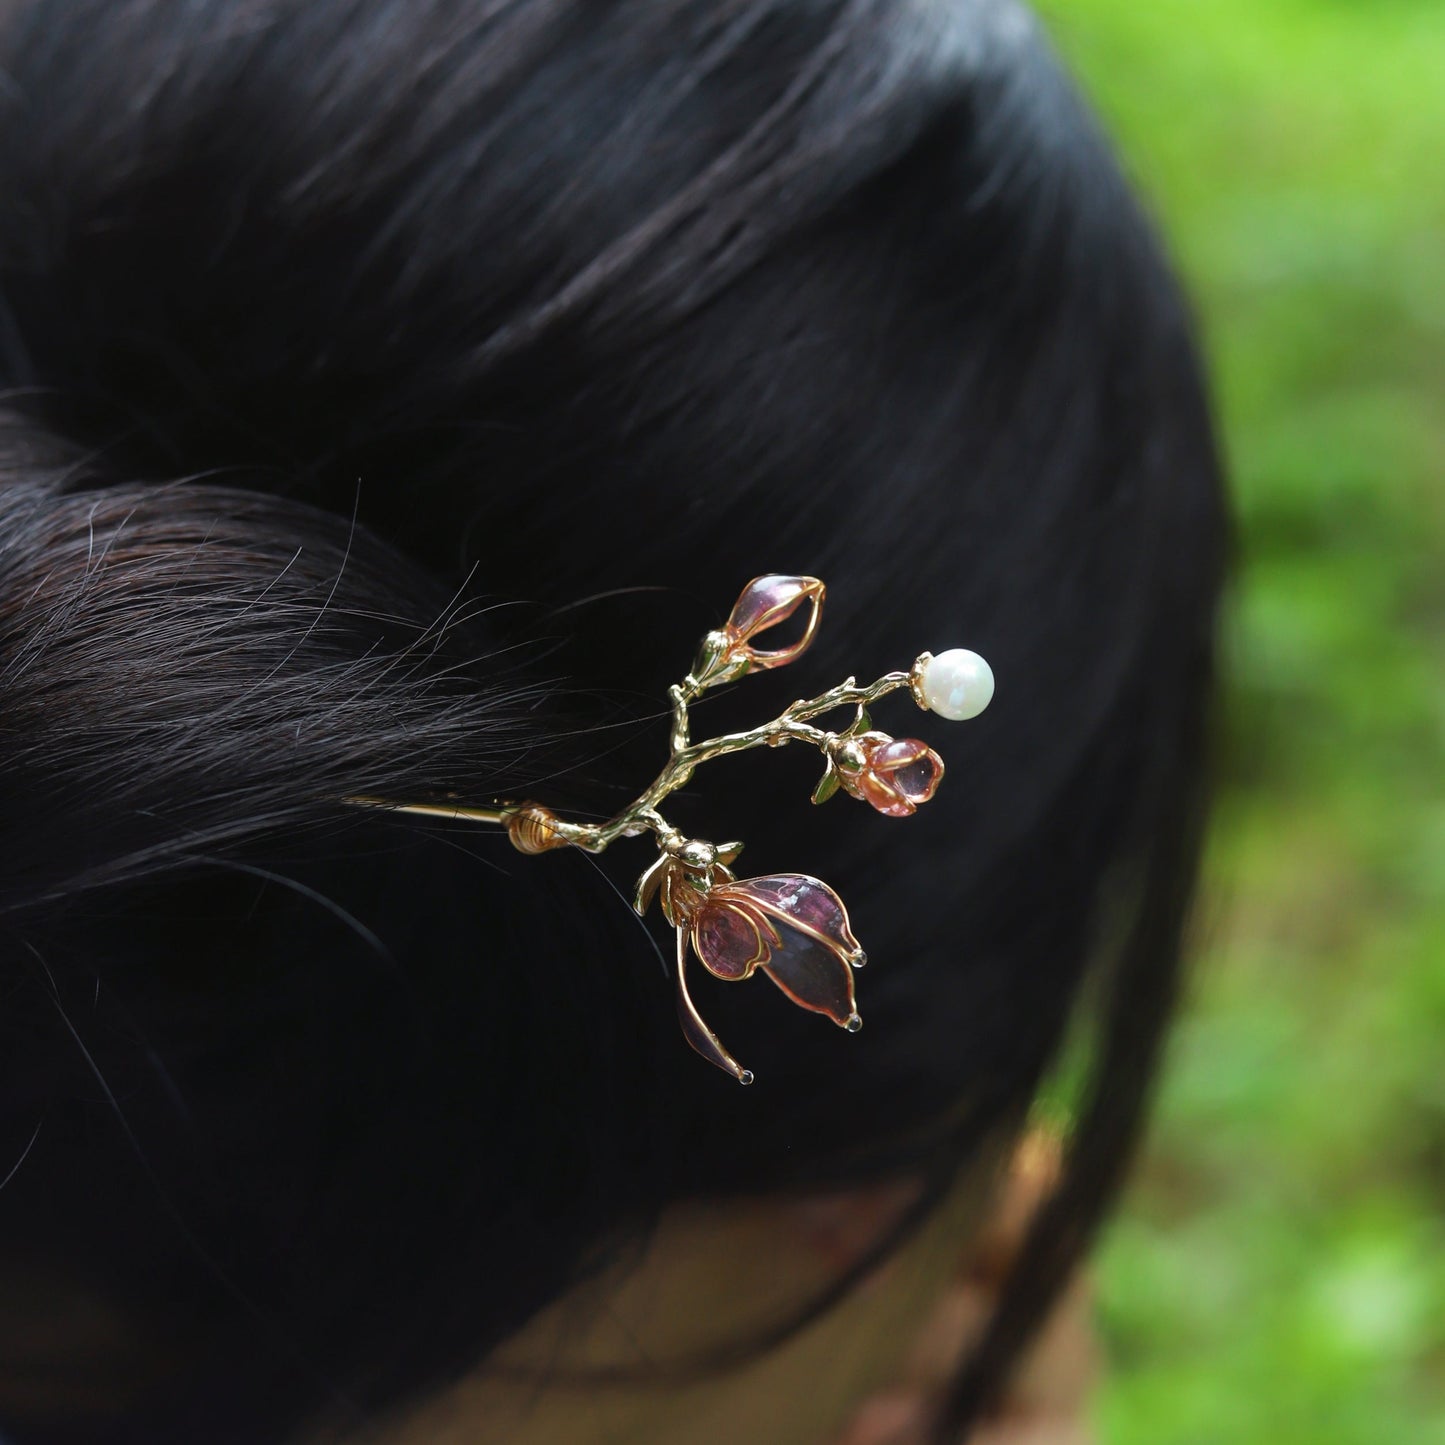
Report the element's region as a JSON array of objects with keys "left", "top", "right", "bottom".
[{"left": 353, "top": 577, "right": 993, "bottom": 1083}]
